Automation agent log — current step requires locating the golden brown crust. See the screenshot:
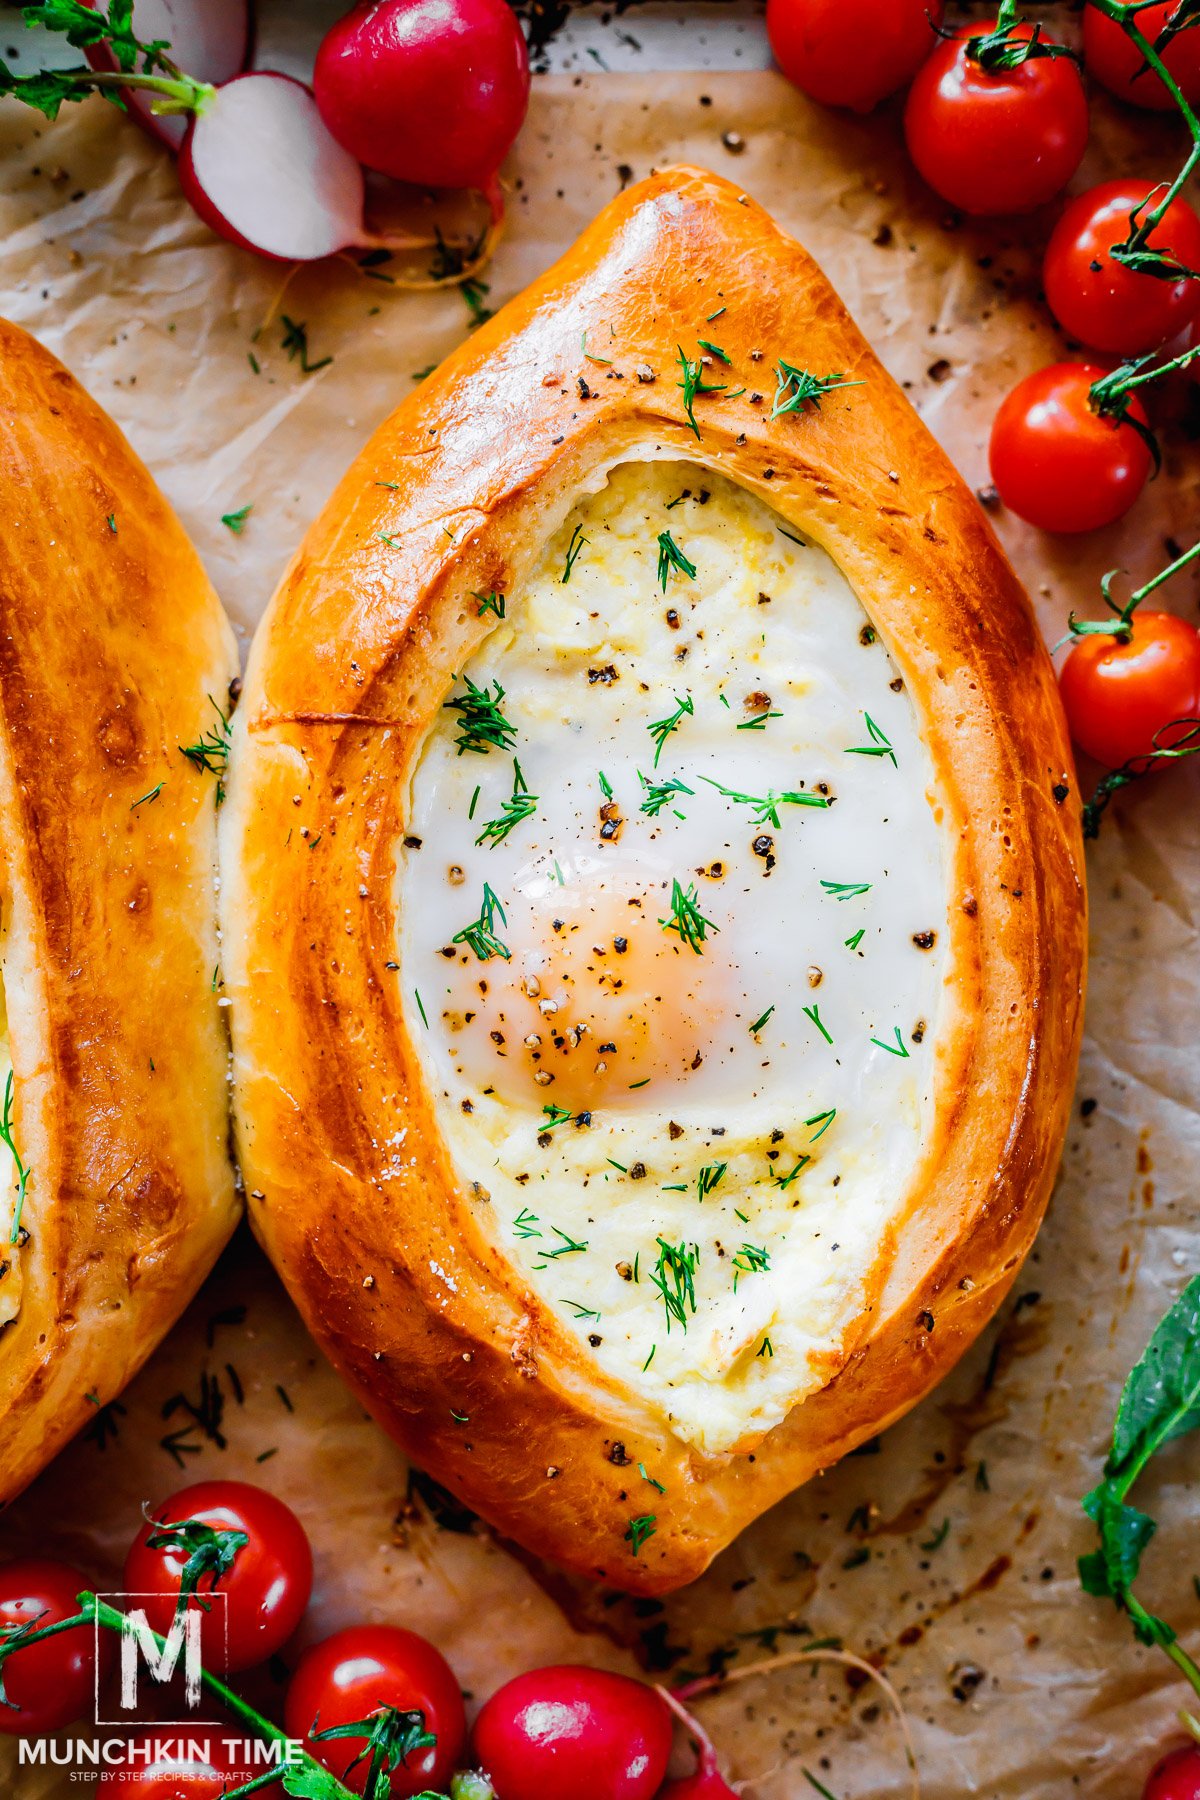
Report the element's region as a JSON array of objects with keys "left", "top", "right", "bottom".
[
  {"left": 223, "top": 167, "right": 1086, "bottom": 1593},
  {"left": 0, "top": 319, "right": 240, "bottom": 1502}
]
